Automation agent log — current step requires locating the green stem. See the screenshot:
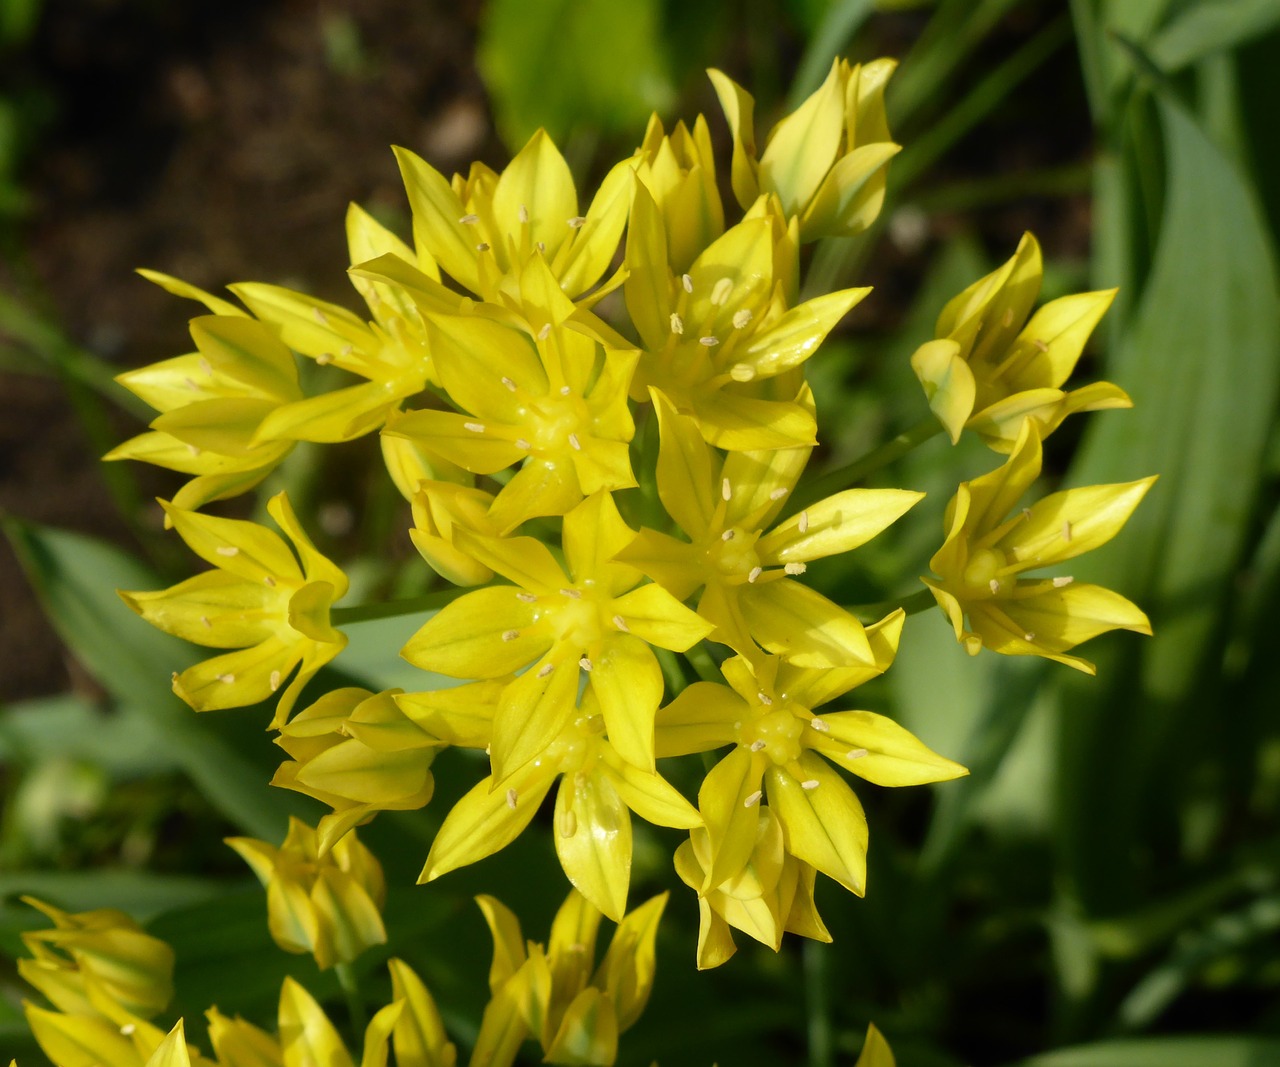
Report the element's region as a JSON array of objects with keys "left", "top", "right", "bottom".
[
  {"left": 331, "top": 587, "right": 472, "bottom": 626},
  {"left": 849, "top": 587, "right": 936, "bottom": 622},
  {"left": 788, "top": 417, "right": 942, "bottom": 513},
  {"left": 683, "top": 642, "right": 724, "bottom": 686},
  {"left": 334, "top": 962, "right": 368, "bottom": 1036},
  {"left": 804, "top": 940, "right": 833, "bottom": 1067}
]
